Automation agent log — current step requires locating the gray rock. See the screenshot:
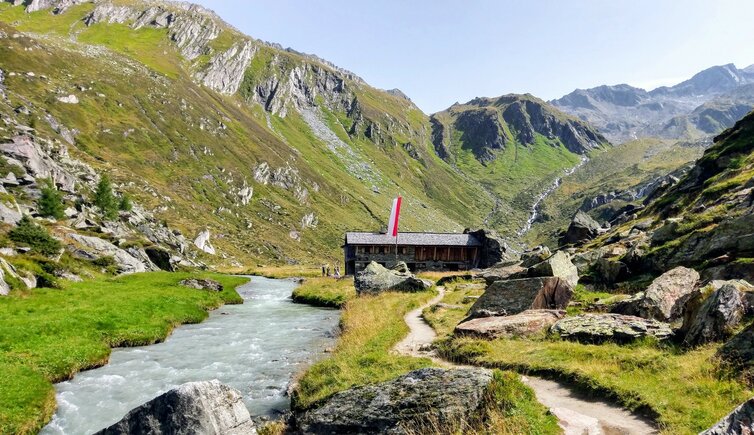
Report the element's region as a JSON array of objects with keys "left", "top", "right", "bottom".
[
  {"left": 520, "top": 245, "right": 551, "bottom": 267},
  {"left": 682, "top": 280, "right": 752, "bottom": 347},
  {"left": 295, "top": 368, "right": 492, "bottom": 435},
  {"left": 69, "top": 234, "right": 154, "bottom": 274},
  {"left": 0, "top": 136, "right": 77, "bottom": 192},
  {"left": 465, "top": 228, "right": 518, "bottom": 268},
  {"left": 197, "top": 41, "right": 256, "bottom": 94},
  {"left": 354, "top": 261, "right": 432, "bottom": 295},
  {"left": 455, "top": 309, "right": 565, "bottom": 339},
  {"left": 180, "top": 278, "right": 223, "bottom": 292},
  {"left": 95, "top": 380, "right": 256, "bottom": 435},
  {"left": 701, "top": 397, "right": 754, "bottom": 435},
  {"left": 525, "top": 251, "right": 579, "bottom": 288},
  {"left": 593, "top": 257, "right": 629, "bottom": 285},
  {"left": 0, "top": 201, "right": 22, "bottom": 224},
  {"left": 194, "top": 229, "right": 216, "bottom": 255},
  {"left": 552, "top": 313, "right": 673, "bottom": 343},
  {"left": 563, "top": 210, "right": 603, "bottom": 245},
  {"left": 612, "top": 266, "right": 699, "bottom": 322},
  {"left": 468, "top": 277, "right": 573, "bottom": 318},
  {"left": 477, "top": 263, "right": 527, "bottom": 285}
]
